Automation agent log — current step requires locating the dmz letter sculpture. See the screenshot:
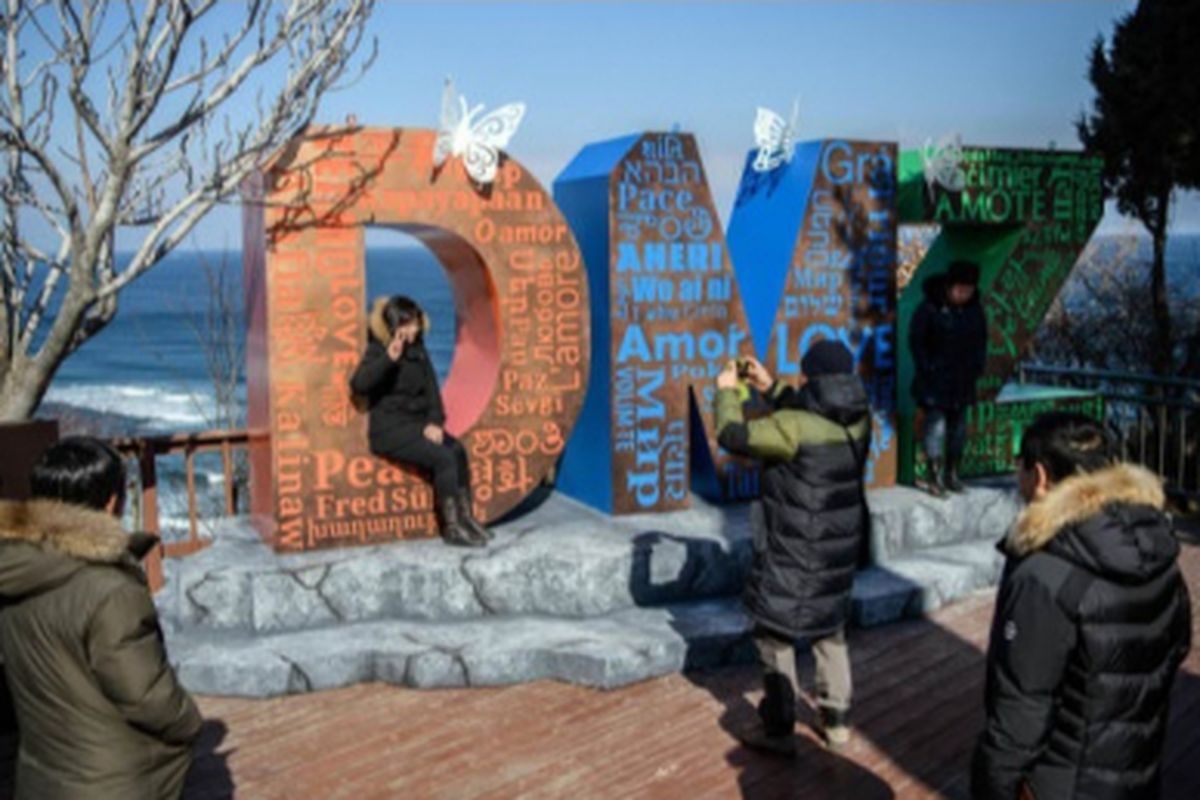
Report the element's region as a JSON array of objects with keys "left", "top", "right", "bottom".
[
  {"left": 554, "top": 133, "right": 898, "bottom": 515},
  {"left": 895, "top": 147, "right": 1104, "bottom": 481},
  {"left": 243, "top": 126, "right": 590, "bottom": 551},
  {"left": 242, "top": 121, "right": 1103, "bottom": 548}
]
